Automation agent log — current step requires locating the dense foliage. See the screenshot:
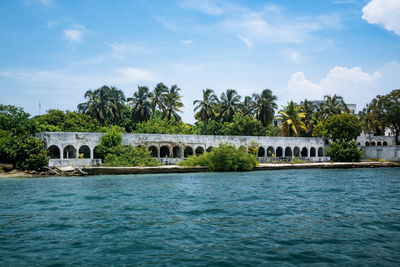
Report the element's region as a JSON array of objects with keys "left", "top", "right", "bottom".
[
  {"left": 323, "top": 113, "right": 363, "bottom": 142},
  {"left": 95, "top": 127, "right": 159, "bottom": 167},
  {"left": 327, "top": 141, "right": 362, "bottom": 162},
  {"left": 179, "top": 144, "right": 258, "bottom": 171}
]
